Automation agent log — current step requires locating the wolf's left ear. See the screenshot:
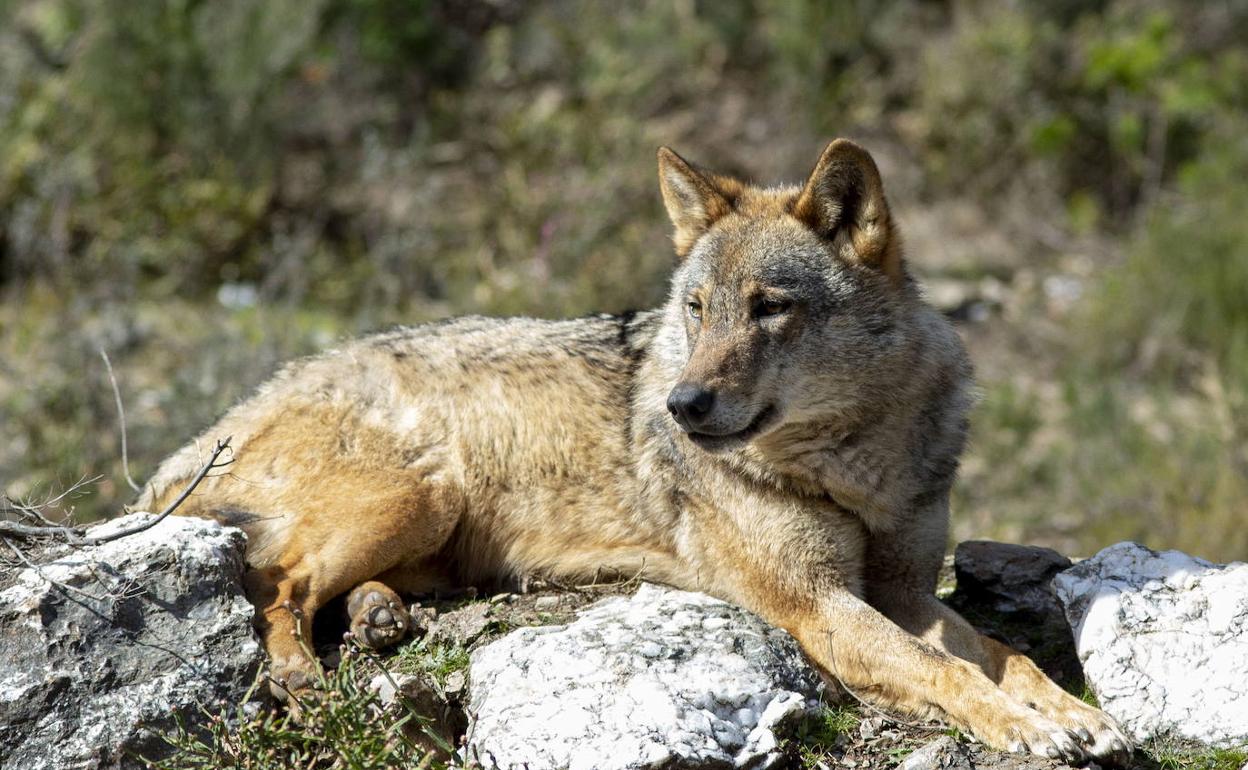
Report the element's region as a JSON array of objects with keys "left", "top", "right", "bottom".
[
  {"left": 657, "top": 147, "right": 741, "bottom": 258},
  {"left": 793, "top": 139, "right": 902, "bottom": 283}
]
